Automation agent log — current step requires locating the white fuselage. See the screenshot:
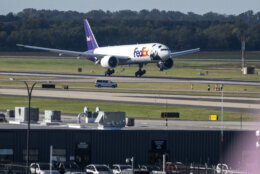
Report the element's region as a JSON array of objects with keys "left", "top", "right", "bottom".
[{"left": 93, "top": 43, "right": 171, "bottom": 64}]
